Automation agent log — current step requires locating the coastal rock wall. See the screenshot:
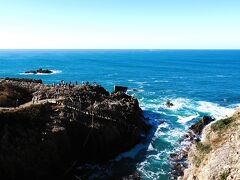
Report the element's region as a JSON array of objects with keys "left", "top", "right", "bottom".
[
  {"left": 0, "top": 78, "right": 149, "bottom": 179},
  {"left": 181, "top": 110, "right": 240, "bottom": 180}
]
